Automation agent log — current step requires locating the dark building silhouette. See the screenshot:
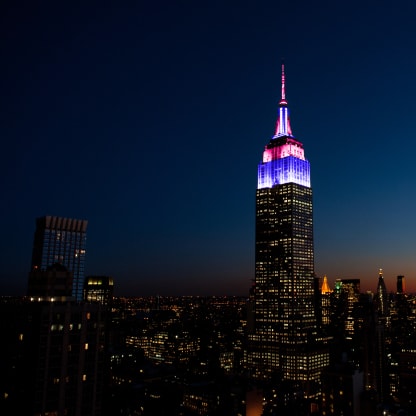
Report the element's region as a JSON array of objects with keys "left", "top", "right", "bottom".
[
  {"left": 28, "top": 263, "right": 73, "bottom": 299},
  {"left": 0, "top": 299, "right": 107, "bottom": 416},
  {"left": 0, "top": 216, "right": 108, "bottom": 415},
  {"left": 398, "top": 348, "right": 416, "bottom": 413},
  {"left": 397, "top": 275, "right": 405, "bottom": 294},
  {"left": 372, "top": 270, "right": 389, "bottom": 403},
  {"left": 31, "top": 216, "right": 88, "bottom": 301},
  {"left": 321, "top": 364, "right": 363, "bottom": 416},
  {"left": 247, "top": 64, "right": 329, "bottom": 406}
]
